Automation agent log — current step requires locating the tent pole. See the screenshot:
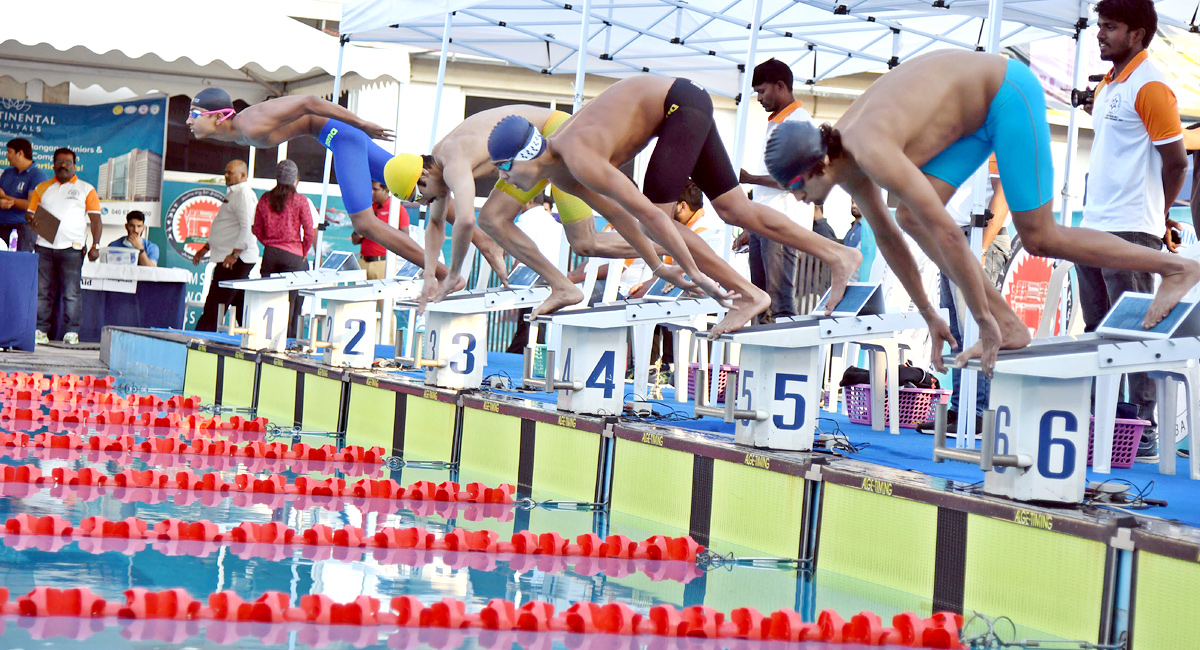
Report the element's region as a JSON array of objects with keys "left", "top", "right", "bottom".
[
  {"left": 1060, "top": 0, "right": 1088, "bottom": 228},
  {"left": 726, "top": 0, "right": 764, "bottom": 264},
  {"left": 429, "top": 12, "right": 454, "bottom": 152},
  {"left": 572, "top": 0, "right": 593, "bottom": 111},
  {"left": 955, "top": 0, "right": 1003, "bottom": 448},
  {"left": 315, "top": 35, "right": 347, "bottom": 270}
]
